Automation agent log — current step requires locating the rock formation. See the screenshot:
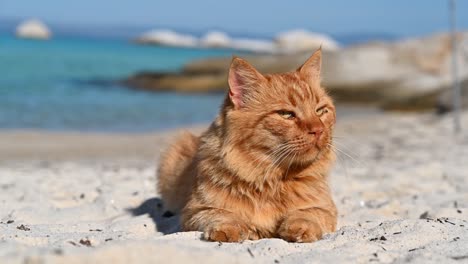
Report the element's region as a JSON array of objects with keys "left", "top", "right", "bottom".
[
  {"left": 135, "top": 30, "right": 198, "bottom": 48},
  {"left": 124, "top": 32, "right": 468, "bottom": 111},
  {"left": 274, "top": 29, "right": 340, "bottom": 53},
  {"left": 16, "top": 19, "right": 52, "bottom": 40}
]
